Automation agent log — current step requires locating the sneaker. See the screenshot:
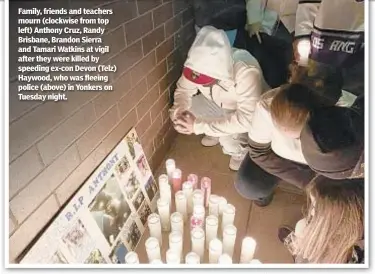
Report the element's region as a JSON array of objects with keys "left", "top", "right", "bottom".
[
  {"left": 278, "top": 226, "right": 294, "bottom": 244},
  {"left": 229, "top": 155, "right": 245, "bottom": 171},
  {"left": 254, "top": 192, "right": 274, "bottom": 207},
  {"left": 201, "top": 136, "right": 220, "bottom": 147}
]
